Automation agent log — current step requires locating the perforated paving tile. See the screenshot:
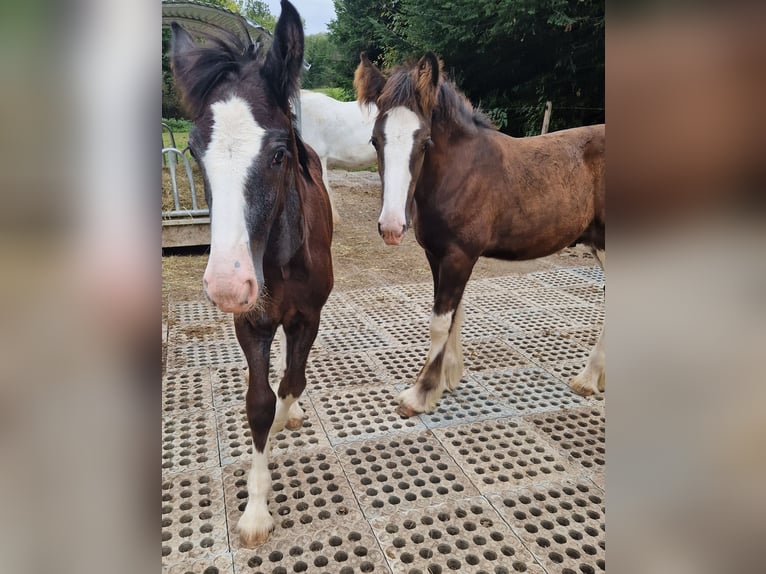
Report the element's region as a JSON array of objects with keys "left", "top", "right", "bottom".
[
  {"left": 171, "top": 301, "right": 229, "bottom": 326},
  {"left": 360, "top": 299, "right": 432, "bottom": 328},
  {"left": 370, "top": 496, "right": 546, "bottom": 574},
  {"left": 162, "top": 468, "right": 228, "bottom": 567},
  {"left": 170, "top": 340, "right": 245, "bottom": 369},
  {"left": 336, "top": 433, "right": 481, "bottom": 518},
  {"left": 510, "top": 333, "right": 591, "bottom": 366},
  {"left": 529, "top": 269, "right": 595, "bottom": 288},
  {"left": 500, "top": 309, "right": 575, "bottom": 336},
  {"left": 515, "top": 288, "right": 584, "bottom": 310},
  {"left": 317, "top": 301, "right": 374, "bottom": 331},
  {"left": 464, "top": 292, "right": 535, "bottom": 315},
  {"left": 312, "top": 384, "right": 427, "bottom": 444},
  {"left": 473, "top": 368, "right": 591, "bottom": 415},
  {"left": 215, "top": 401, "right": 331, "bottom": 465},
  {"left": 560, "top": 285, "right": 605, "bottom": 306},
  {"left": 526, "top": 408, "right": 606, "bottom": 478},
  {"left": 569, "top": 266, "right": 605, "bottom": 285},
  {"left": 550, "top": 306, "right": 605, "bottom": 328},
  {"left": 432, "top": 418, "right": 573, "bottom": 493},
  {"left": 376, "top": 318, "right": 430, "bottom": 347},
  {"left": 222, "top": 449, "right": 365, "bottom": 551},
  {"left": 163, "top": 411, "right": 220, "bottom": 475},
  {"left": 559, "top": 327, "right": 601, "bottom": 349},
  {"left": 542, "top": 360, "right": 587, "bottom": 385},
  {"left": 305, "top": 351, "right": 391, "bottom": 395},
  {"left": 487, "top": 480, "right": 605, "bottom": 574},
  {"left": 315, "top": 326, "right": 395, "bottom": 354},
  {"left": 163, "top": 368, "right": 214, "bottom": 415},
  {"left": 232, "top": 521, "right": 391, "bottom": 574},
  {"left": 460, "top": 313, "right": 521, "bottom": 341},
  {"left": 485, "top": 274, "right": 547, "bottom": 292},
  {"left": 368, "top": 345, "right": 430, "bottom": 385},
  {"left": 165, "top": 554, "right": 234, "bottom": 574},
  {"left": 463, "top": 338, "right": 533, "bottom": 373},
  {"left": 414, "top": 376, "right": 515, "bottom": 429},
  {"left": 174, "top": 321, "right": 238, "bottom": 345}
]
